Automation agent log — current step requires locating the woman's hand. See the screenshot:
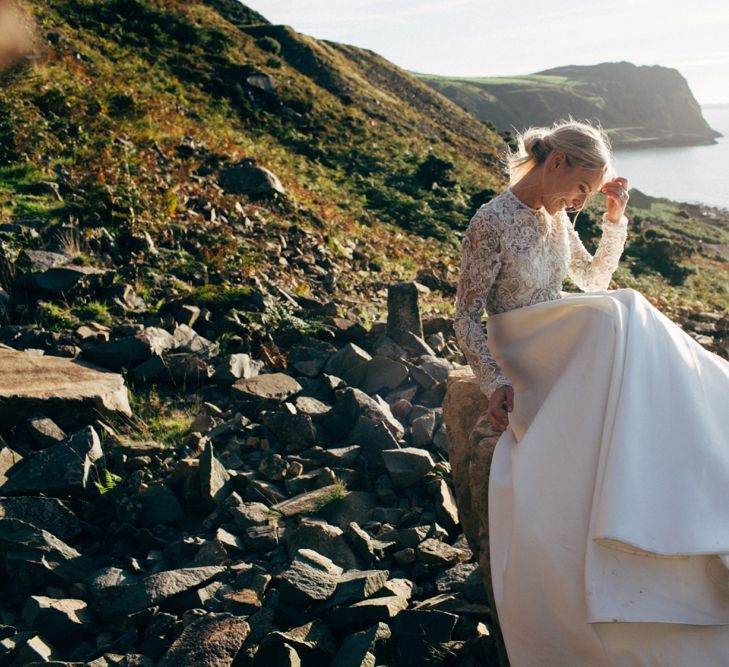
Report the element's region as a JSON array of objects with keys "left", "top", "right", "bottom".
[
  {"left": 601, "top": 176, "right": 629, "bottom": 224},
  {"left": 488, "top": 384, "right": 514, "bottom": 431}
]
